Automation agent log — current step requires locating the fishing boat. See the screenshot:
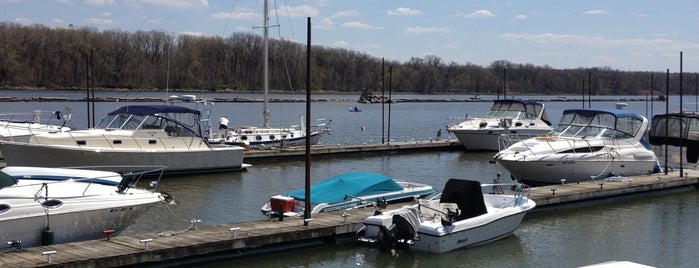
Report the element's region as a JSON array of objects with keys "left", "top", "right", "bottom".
[
  {"left": 648, "top": 111, "right": 699, "bottom": 166},
  {"left": 356, "top": 179, "right": 535, "bottom": 253},
  {"left": 0, "top": 104, "right": 248, "bottom": 175},
  {"left": 260, "top": 172, "right": 434, "bottom": 217},
  {"left": 213, "top": 0, "right": 329, "bottom": 149},
  {"left": 448, "top": 99, "right": 552, "bottom": 151},
  {"left": 0, "top": 166, "right": 168, "bottom": 248},
  {"left": 494, "top": 103, "right": 659, "bottom": 185}
]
